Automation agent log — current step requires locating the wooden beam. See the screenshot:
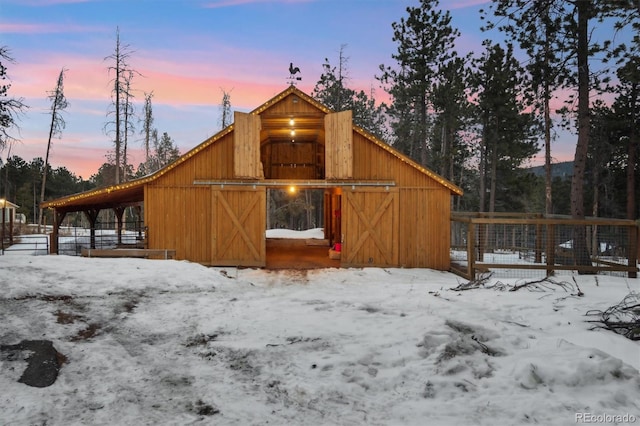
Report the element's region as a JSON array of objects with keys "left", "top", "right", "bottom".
[{"left": 81, "top": 248, "right": 176, "bottom": 259}]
